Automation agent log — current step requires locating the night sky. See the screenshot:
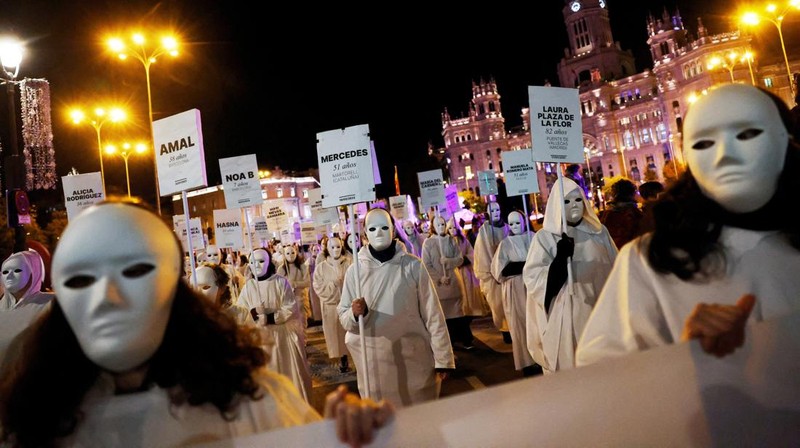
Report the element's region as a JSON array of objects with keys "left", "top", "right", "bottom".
[{"left": 1, "top": 0, "right": 796, "bottom": 205}]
